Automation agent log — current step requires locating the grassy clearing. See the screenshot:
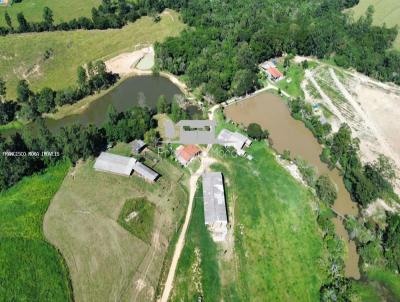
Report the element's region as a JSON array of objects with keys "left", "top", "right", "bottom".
[
  {"left": 118, "top": 198, "right": 156, "bottom": 244},
  {"left": 200, "top": 111, "right": 328, "bottom": 300},
  {"left": 277, "top": 63, "right": 305, "bottom": 98},
  {"left": 210, "top": 142, "right": 328, "bottom": 301},
  {"left": 44, "top": 150, "right": 189, "bottom": 301},
  {"left": 0, "top": 0, "right": 101, "bottom": 27},
  {"left": 0, "top": 162, "right": 72, "bottom": 301},
  {"left": 171, "top": 183, "right": 221, "bottom": 301},
  {"left": 350, "top": 0, "right": 400, "bottom": 50},
  {"left": 0, "top": 9, "right": 185, "bottom": 99}
]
